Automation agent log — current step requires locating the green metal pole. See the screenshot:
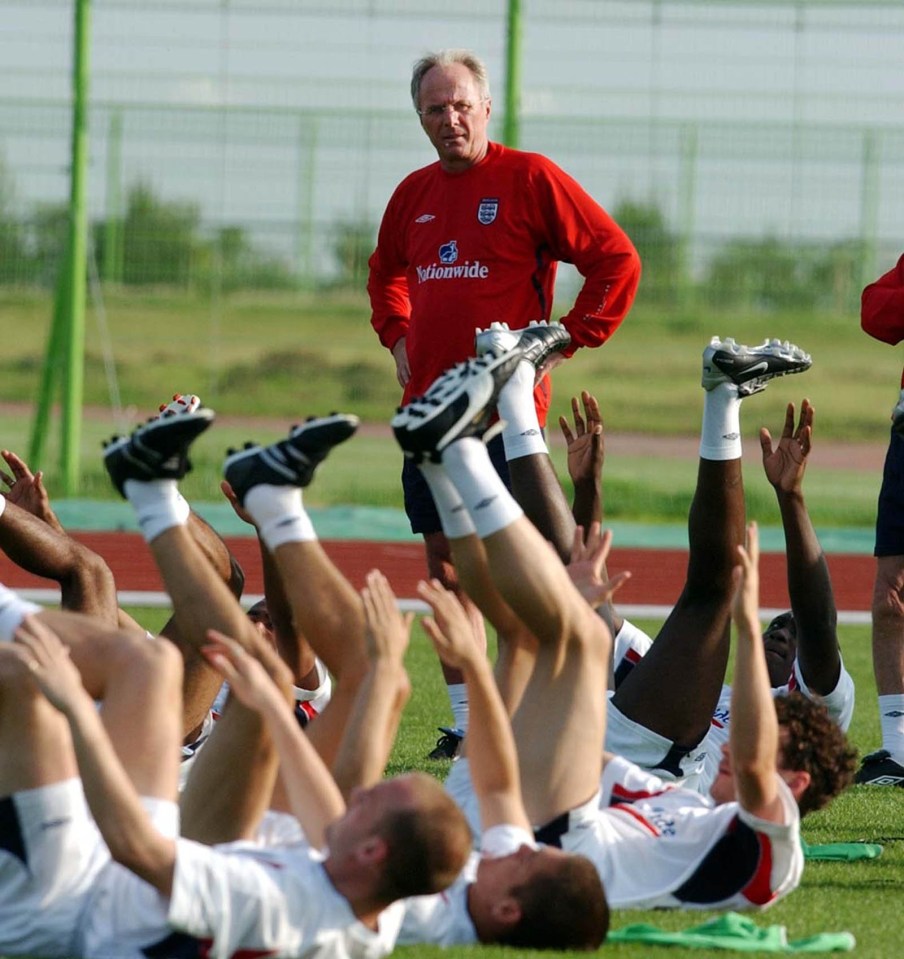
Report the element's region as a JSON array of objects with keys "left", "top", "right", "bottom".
[
  {"left": 502, "top": 0, "right": 522, "bottom": 148},
  {"left": 59, "top": 0, "right": 91, "bottom": 494},
  {"left": 29, "top": 0, "right": 92, "bottom": 480}
]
